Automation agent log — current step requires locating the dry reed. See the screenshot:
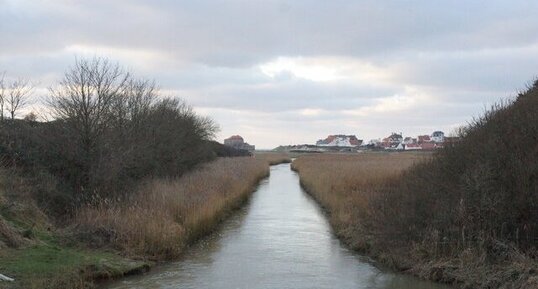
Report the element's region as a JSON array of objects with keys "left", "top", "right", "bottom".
[
  {"left": 291, "top": 152, "right": 428, "bottom": 248},
  {"left": 254, "top": 152, "right": 291, "bottom": 165},
  {"left": 74, "top": 157, "right": 268, "bottom": 259},
  {"left": 292, "top": 150, "right": 538, "bottom": 288}
]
